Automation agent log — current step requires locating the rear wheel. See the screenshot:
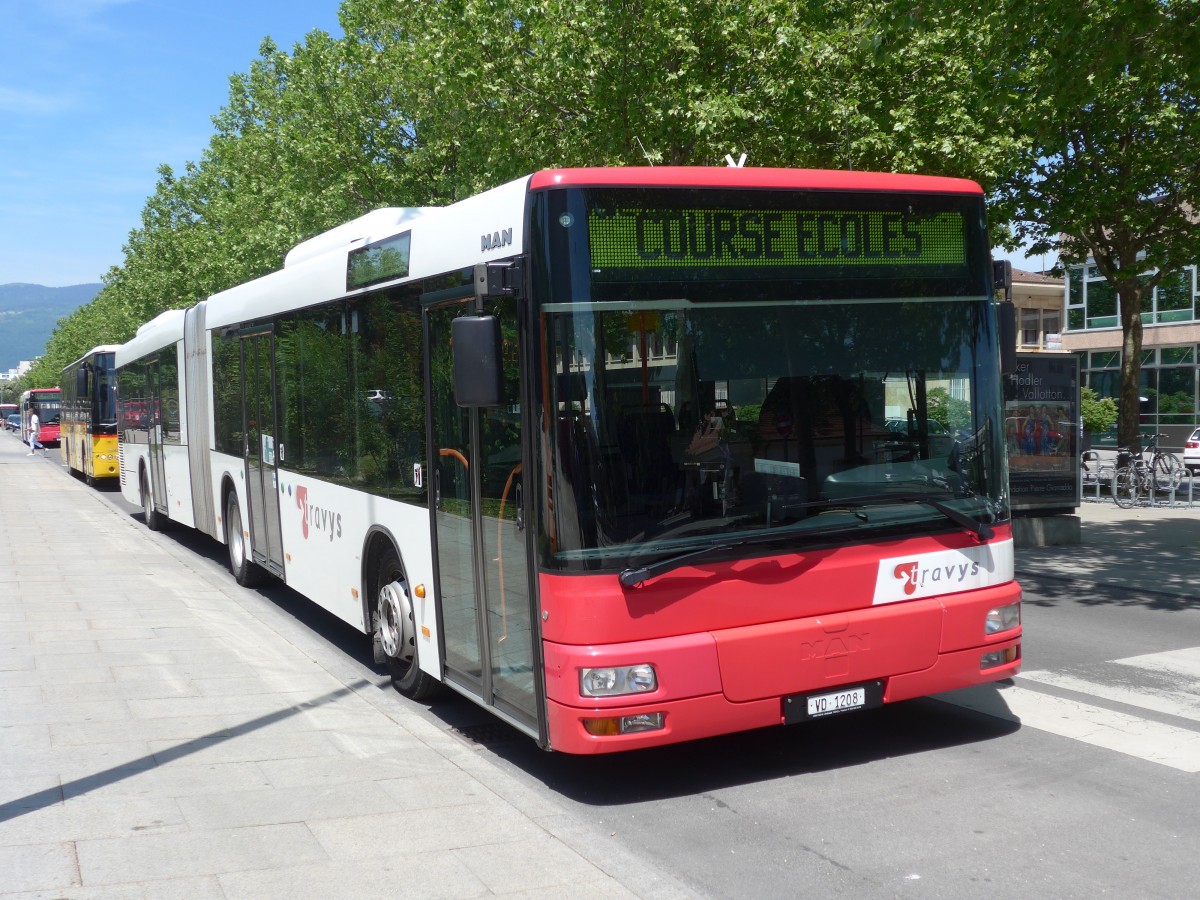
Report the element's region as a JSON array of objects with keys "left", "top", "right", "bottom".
[
  {"left": 225, "top": 492, "right": 265, "bottom": 586},
  {"left": 140, "top": 469, "right": 161, "bottom": 531},
  {"left": 374, "top": 546, "right": 439, "bottom": 701}
]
